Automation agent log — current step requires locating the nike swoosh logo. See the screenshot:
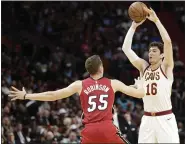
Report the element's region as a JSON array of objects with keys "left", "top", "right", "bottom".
[{"left": 167, "top": 118, "right": 172, "bottom": 120}]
